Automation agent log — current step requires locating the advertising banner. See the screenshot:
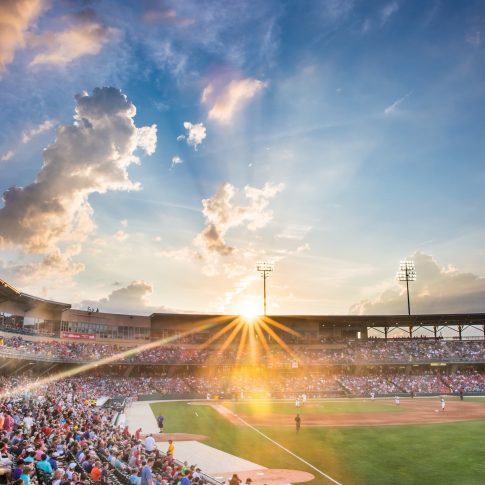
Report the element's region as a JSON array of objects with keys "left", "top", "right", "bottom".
[{"left": 61, "top": 331, "right": 96, "bottom": 340}]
